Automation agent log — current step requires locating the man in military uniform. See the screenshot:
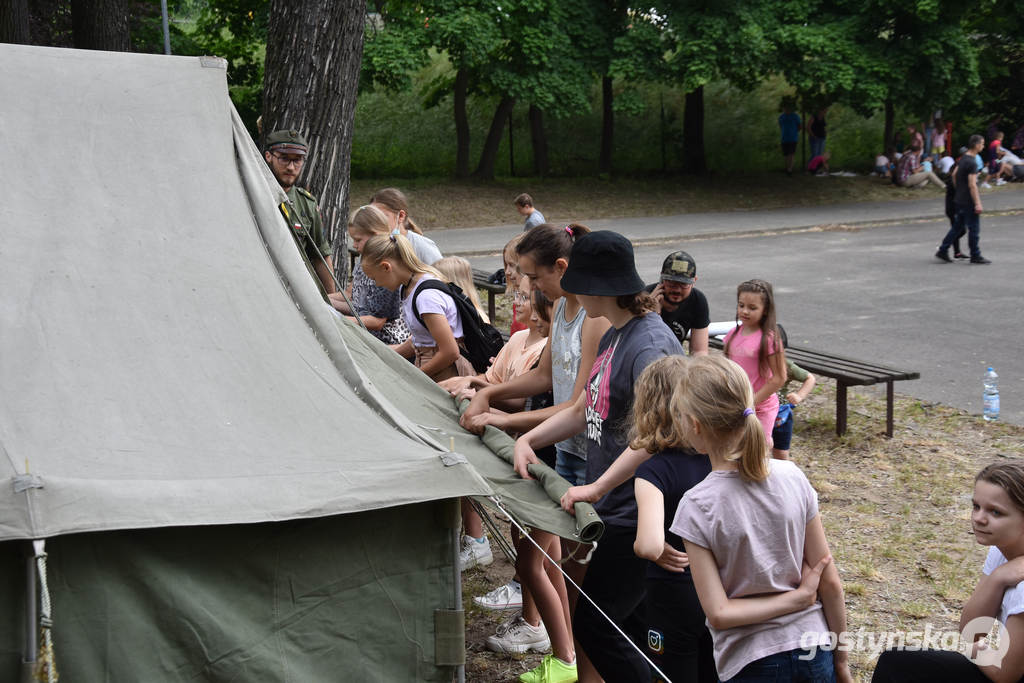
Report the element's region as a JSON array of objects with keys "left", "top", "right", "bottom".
[{"left": 264, "top": 129, "right": 336, "bottom": 294}]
